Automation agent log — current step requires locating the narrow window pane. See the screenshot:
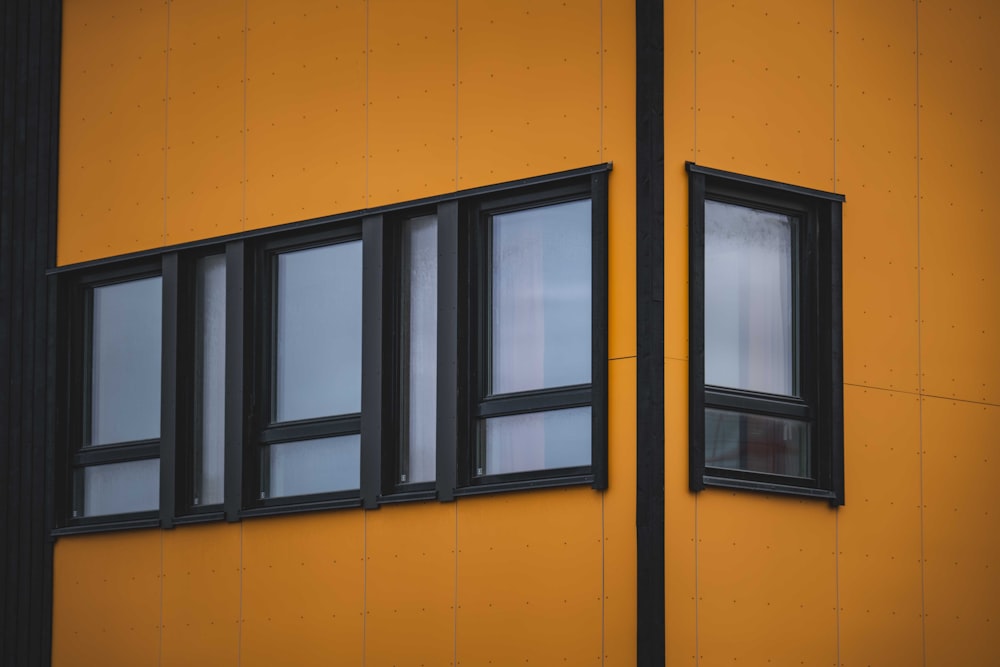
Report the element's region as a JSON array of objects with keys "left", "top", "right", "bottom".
[
  {"left": 193, "top": 255, "right": 226, "bottom": 506},
  {"left": 90, "top": 276, "right": 162, "bottom": 445},
  {"left": 275, "top": 241, "right": 362, "bottom": 422},
  {"left": 263, "top": 435, "right": 360, "bottom": 498},
  {"left": 79, "top": 459, "right": 160, "bottom": 517},
  {"left": 400, "top": 215, "right": 437, "bottom": 483},
  {"left": 704, "top": 200, "right": 795, "bottom": 396},
  {"left": 705, "top": 409, "right": 811, "bottom": 477},
  {"left": 491, "top": 200, "right": 591, "bottom": 395},
  {"left": 477, "top": 406, "right": 591, "bottom": 476}
]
